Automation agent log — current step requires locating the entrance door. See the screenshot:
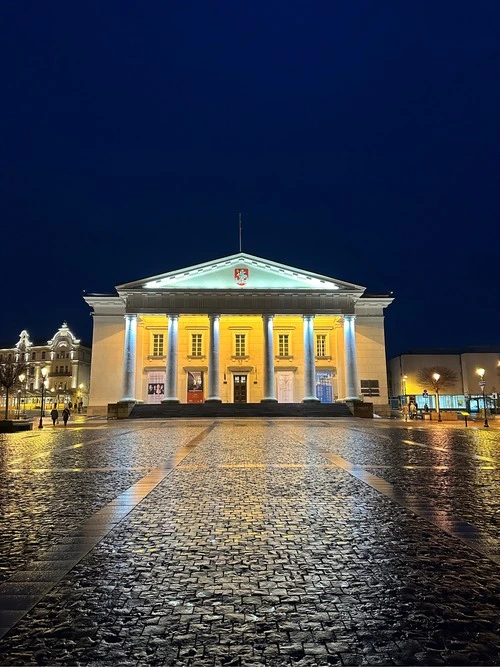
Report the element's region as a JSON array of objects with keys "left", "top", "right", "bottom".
[
  {"left": 233, "top": 375, "right": 247, "bottom": 403},
  {"left": 276, "top": 371, "right": 294, "bottom": 403},
  {"left": 316, "top": 371, "right": 333, "bottom": 403},
  {"left": 187, "top": 371, "right": 204, "bottom": 403}
]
